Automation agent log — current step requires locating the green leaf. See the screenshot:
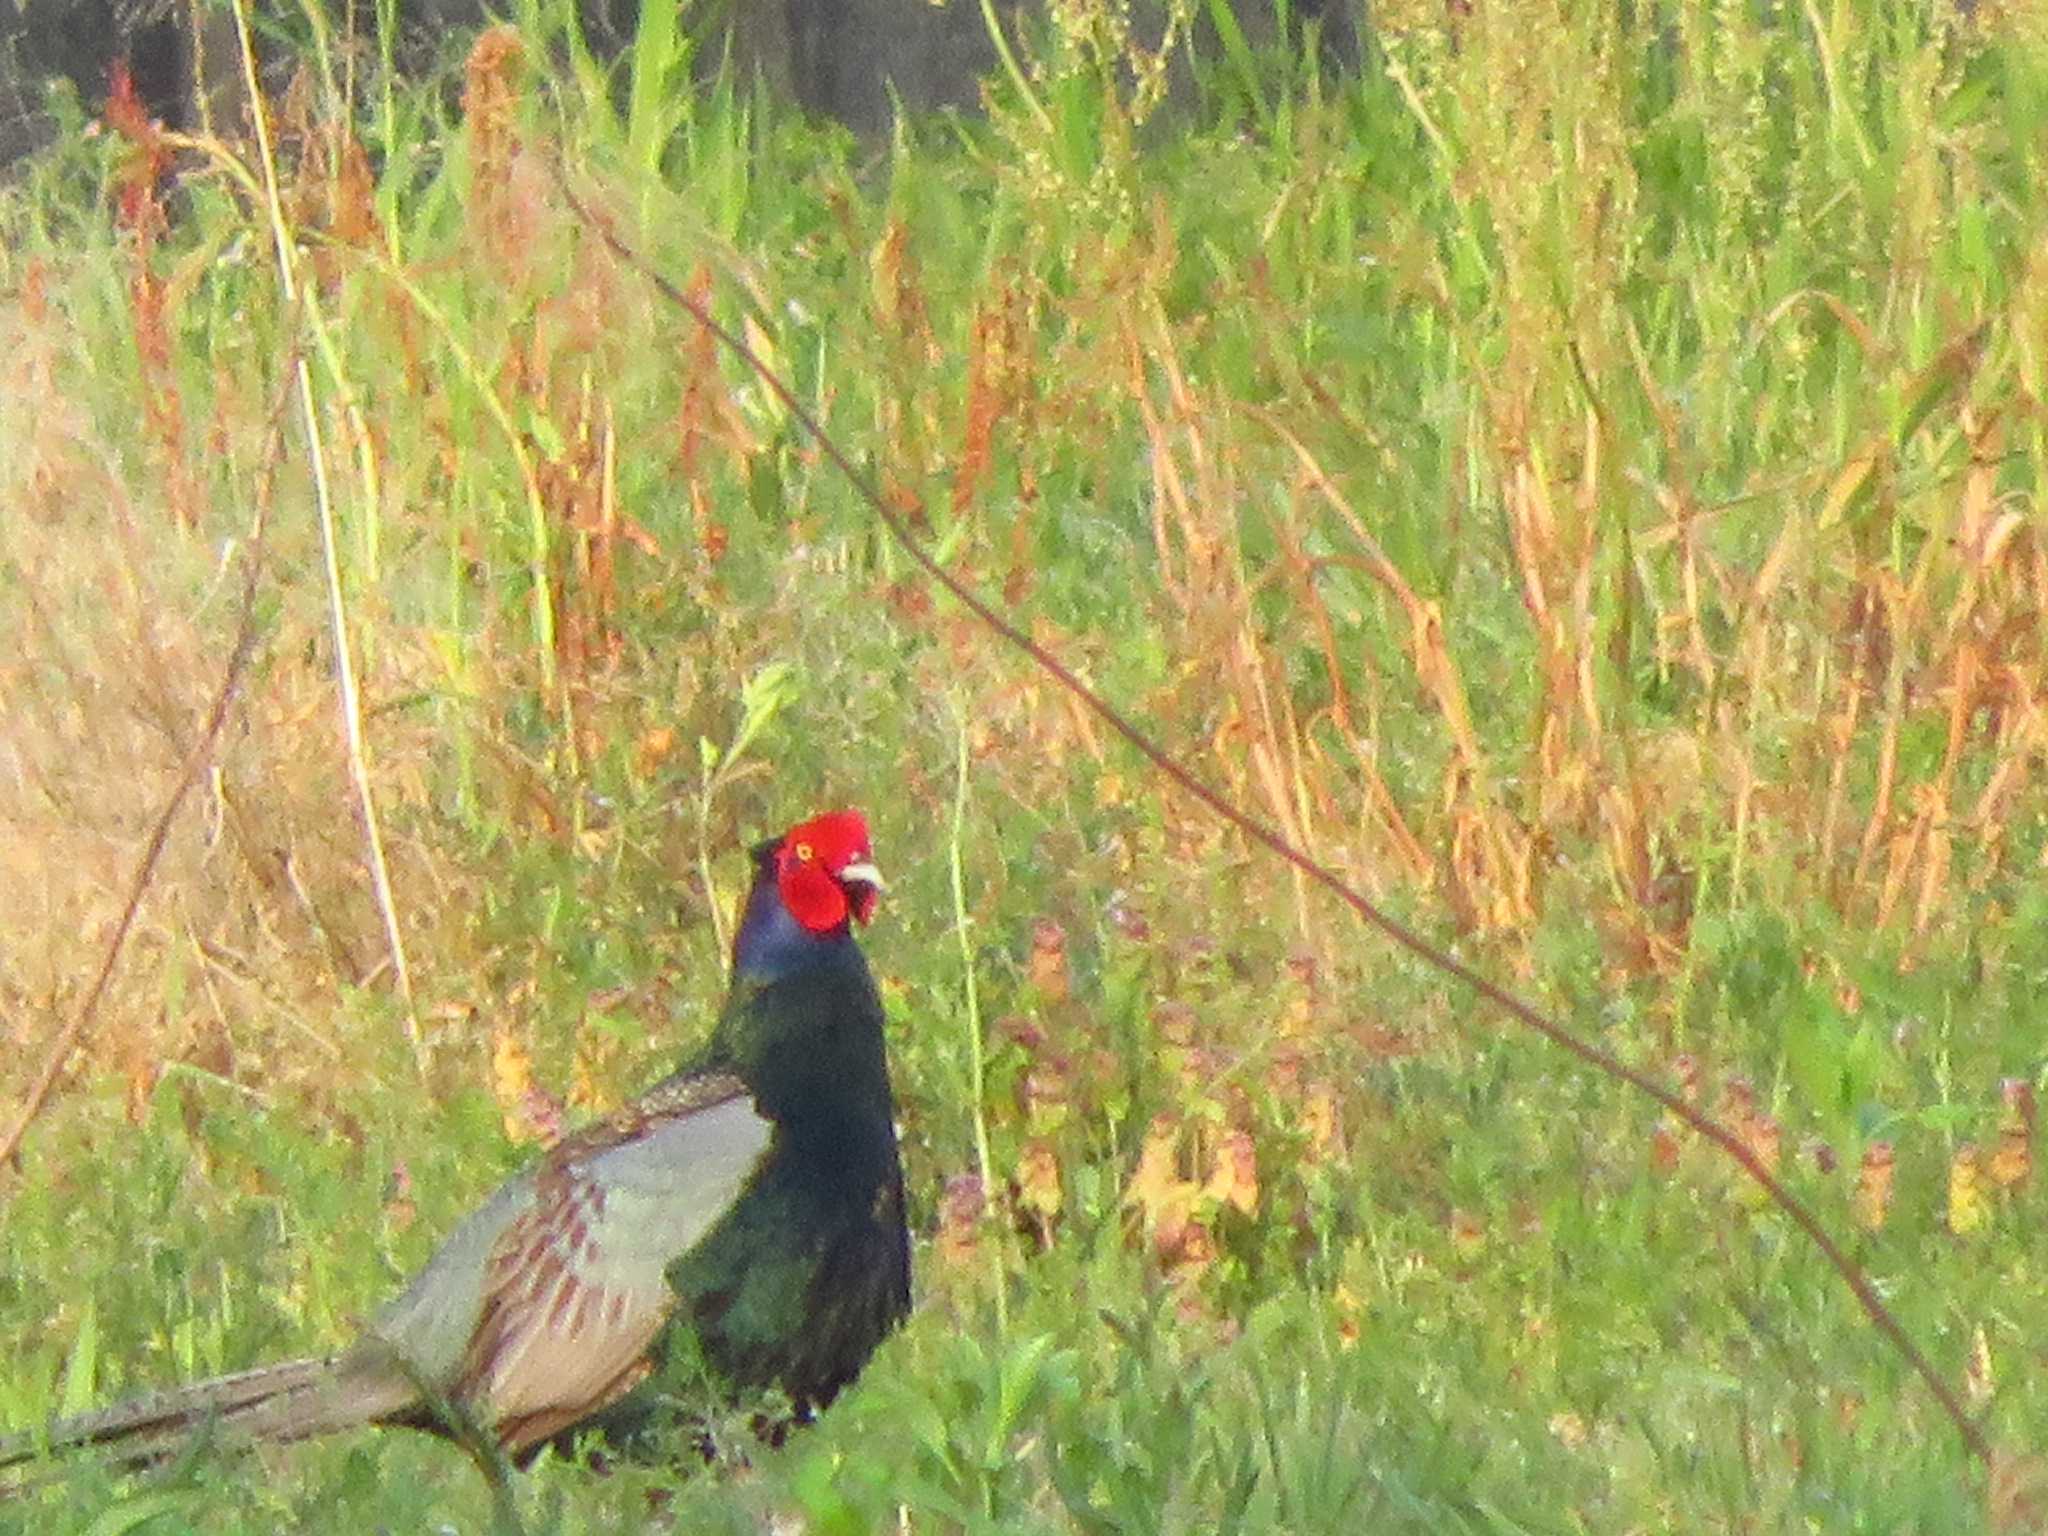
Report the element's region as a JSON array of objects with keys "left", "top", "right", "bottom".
[
  {"left": 627, "top": 0, "right": 692, "bottom": 177},
  {"left": 59, "top": 1299, "right": 97, "bottom": 1418},
  {"left": 86, "top": 1492, "right": 192, "bottom": 1536},
  {"left": 728, "top": 662, "right": 801, "bottom": 765},
  {"left": 989, "top": 1333, "right": 1058, "bottom": 1459},
  {"left": 1892, "top": 322, "right": 1987, "bottom": 451}
]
